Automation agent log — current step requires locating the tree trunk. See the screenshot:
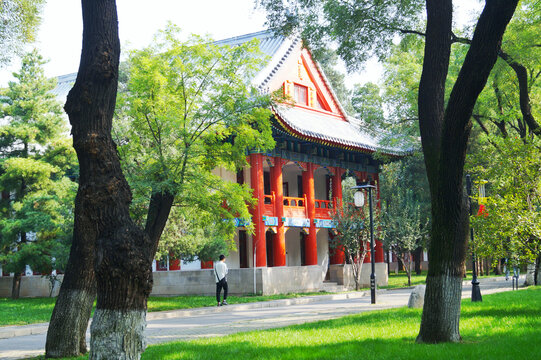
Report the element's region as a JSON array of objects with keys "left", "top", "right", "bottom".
[
  {"left": 498, "top": 50, "right": 541, "bottom": 136},
  {"left": 479, "top": 258, "right": 484, "bottom": 276},
  {"left": 12, "top": 232, "right": 27, "bottom": 299},
  {"left": 46, "top": 205, "right": 97, "bottom": 357},
  {"left": 11, "top": 271, "right": 22, "bottom": 299},
  {"left": 535, "top": 256, "right": 540, "bottom": 286},
  {"left": 417, "top": 0, "right": 518, "bottom": 343},
  {"left": 414, "top": 246, "right": 423, "bottom": 275},
  {"left": 49, "top": 1, "right": 155, "bottom": 359}
]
